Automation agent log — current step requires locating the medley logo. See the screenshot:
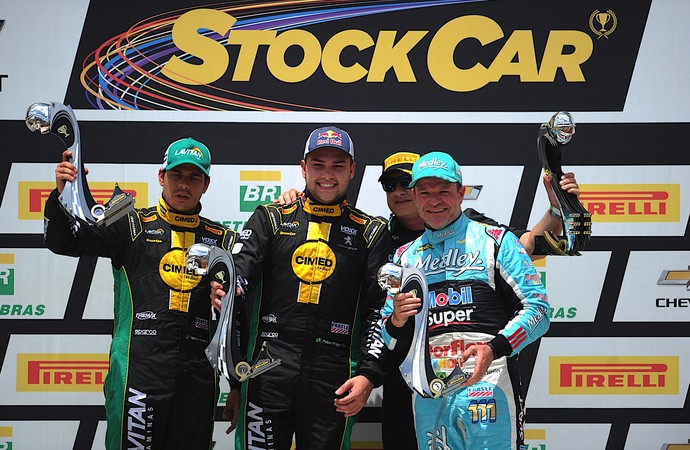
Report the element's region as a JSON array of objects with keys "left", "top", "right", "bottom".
[
  {"left": 579, "top": 184, "right": 680, "bottom": 223},
  {"left": 16, "top": 353, "right": 109, "bottom": 392},
  {"left": 18, "top": 182, "right": 147, "bottom": 221},
  {"left": 239, "top": 170, "right": 281, "bottom": 212},
  {"left": 549, "top": 356, "right": 679, "bottom": 395},
  {"left": 72, "top": 2, "right": 650, "bottom": 111}
]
